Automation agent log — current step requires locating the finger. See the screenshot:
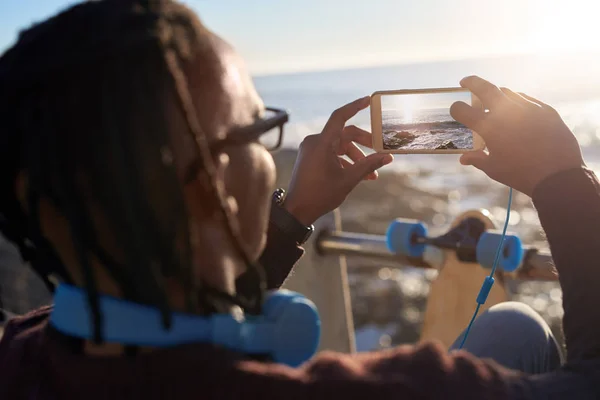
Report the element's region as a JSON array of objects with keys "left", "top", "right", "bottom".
[
  {"left": 342, "top": 143, "right": 377, "bottom": 180},
  {"left": 343, "top": 143, "right": 379, "bottom": 180},
  {"left": 323, "top": 96, "right": 371, "bottom": 138},
  {"left": 344, "top": 141, "right": 367, "bottom": 162},
  {"left": 339, "top": 157, "right": 353, "bottom": 169},
  {"left": 339, "top": 156, "right": 375, "bottom": 180},
  {"left": 460, "top": 76, "right": 505, "bottom": 108},
  {"left": 459, "top": 150, "right": 491, "bottom": 171},
  {"left": 517, "top": 92, "right": 549, "bottom": 108},
  {"left": 450, "top": 101, "right": 486, "bottom": 135},
  {"left": 500, "top": 87, "right": 530, "bottom": 106},
  {"left": 345, "top": 153, "right": 393, "bottom": 187},
  {"left": 341, "top": 125, "right": 373, "bottom": 148}
]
